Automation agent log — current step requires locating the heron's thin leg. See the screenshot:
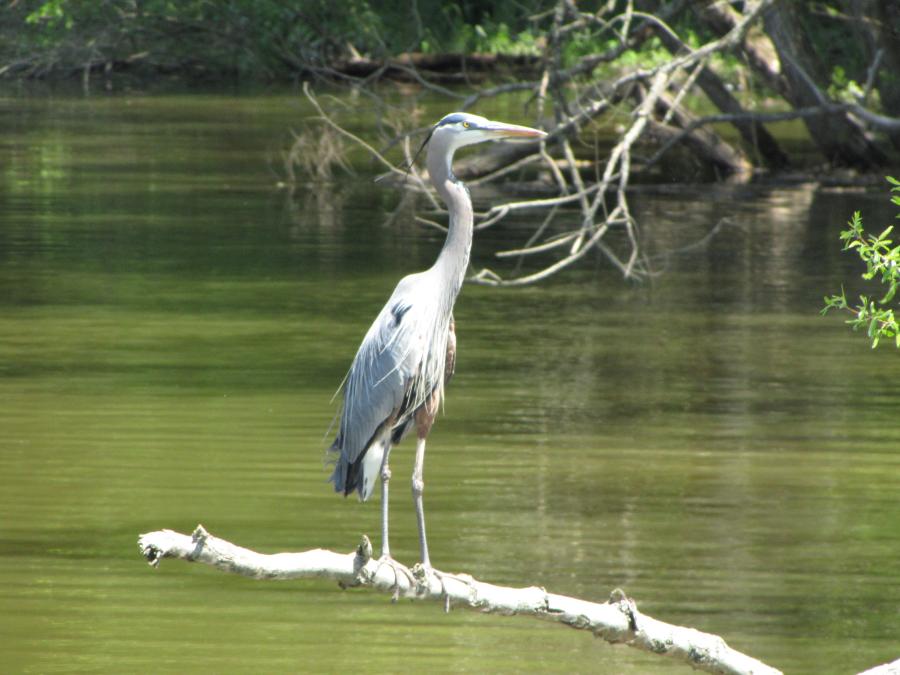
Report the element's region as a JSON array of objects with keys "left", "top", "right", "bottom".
[
  {"left": 380, "top": 444, "right": 393, "bottom": 558},
  {"left": 372, "top": 441, "right": 415, "bottom": 593},
  {"left": 412, "top": 436, "right": 431, "bottom": 568}
]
